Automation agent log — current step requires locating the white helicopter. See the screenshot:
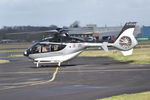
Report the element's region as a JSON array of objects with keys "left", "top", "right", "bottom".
[{"left": 24, "top": 22, "right": 138, "bottom": 67}]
